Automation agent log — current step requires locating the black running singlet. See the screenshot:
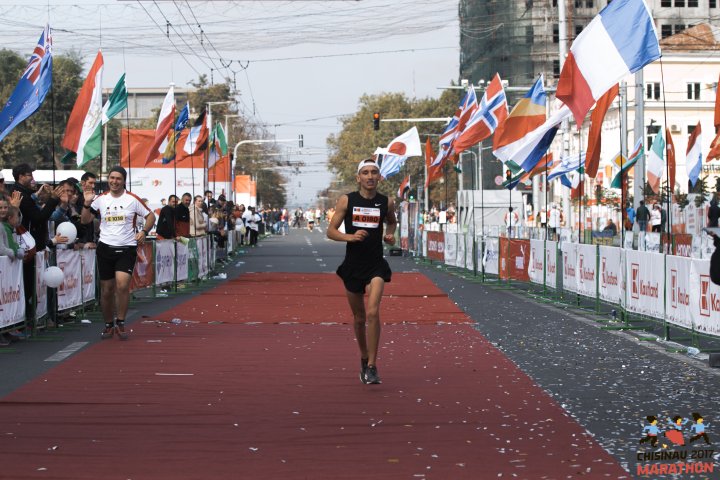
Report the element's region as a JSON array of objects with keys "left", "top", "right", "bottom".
[{"left": 342, "top": 191, "right": 388, "bottom": 265}]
